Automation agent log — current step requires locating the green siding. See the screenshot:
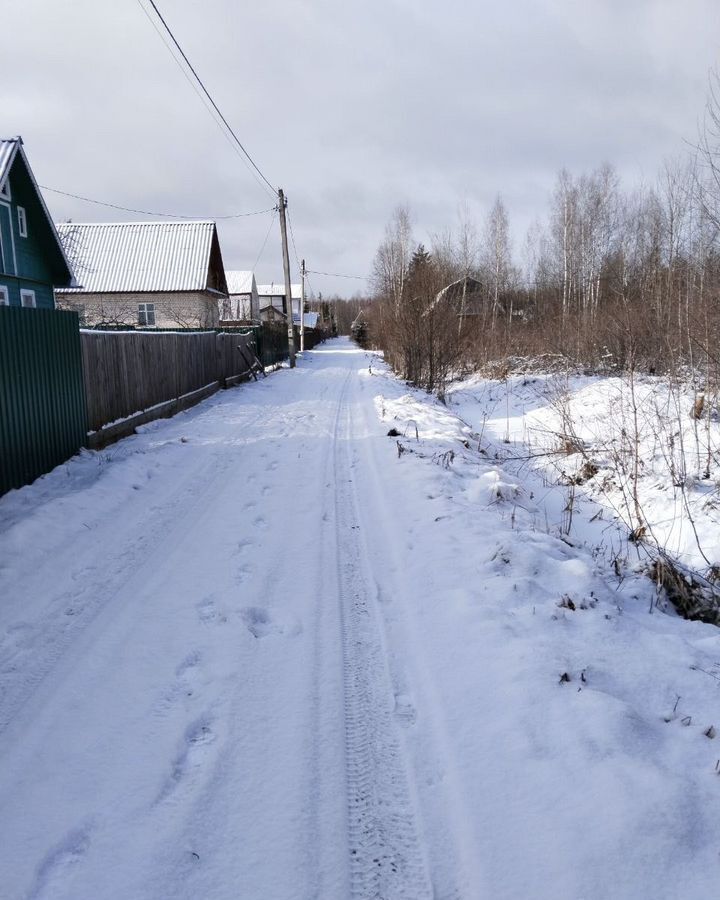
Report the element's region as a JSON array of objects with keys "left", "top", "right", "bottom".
[
  {"left": 0, "top": 203, "right": 14, "bottom": 276},
  {"left": 0, "top": 153, "right": 71, "bottom": 308},
  {"left": 9, "top": 163, "right": 55, "bottom": 286},
  {"left": 0, "top": 306, "right": 88, "bottom": 494},
  {"left": 0, "top": 276, "right": 54, "bottom": 308}
]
